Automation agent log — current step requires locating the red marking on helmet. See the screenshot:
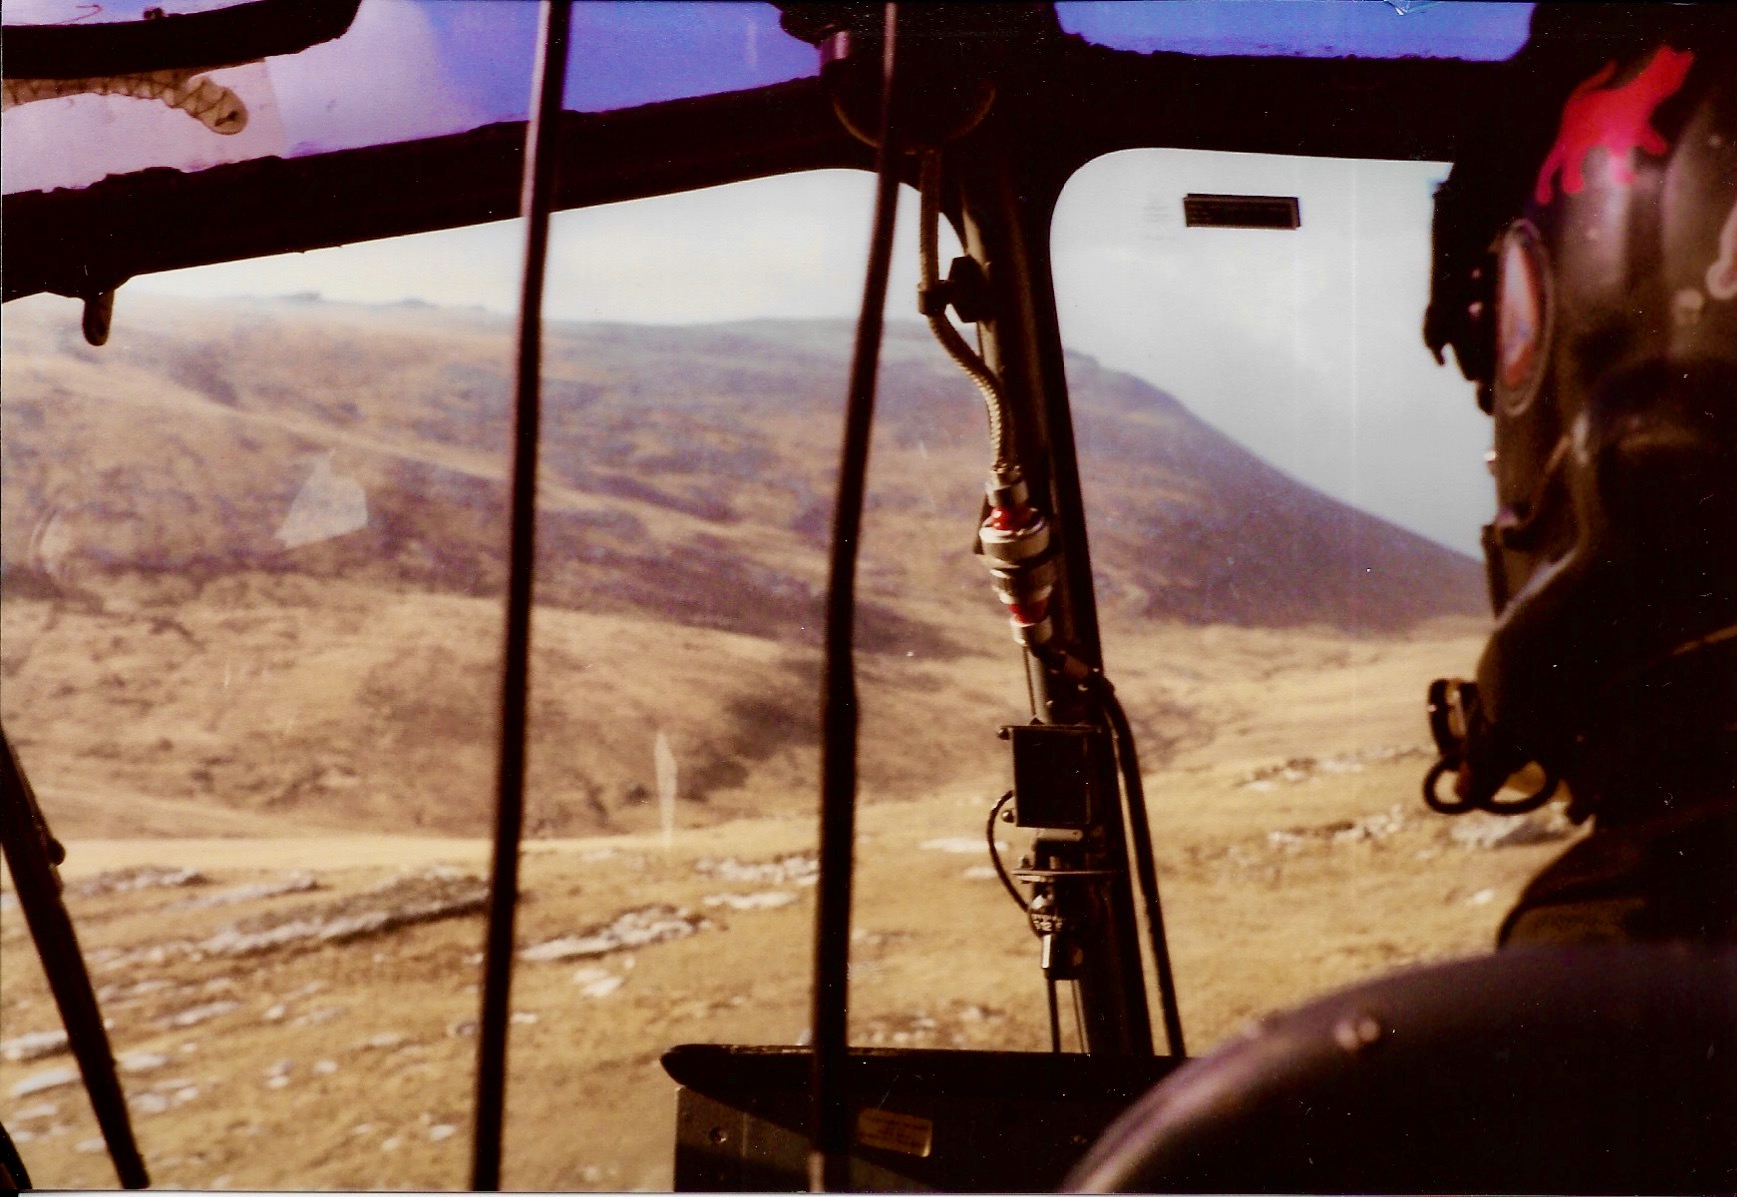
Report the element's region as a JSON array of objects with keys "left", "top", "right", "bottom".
[
  {"left": 1533, "top": 47, "right": 1695, "bottom": 206},
  {"left": 1006, "top": 599, "right": 1048, "bottom": 626}
]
